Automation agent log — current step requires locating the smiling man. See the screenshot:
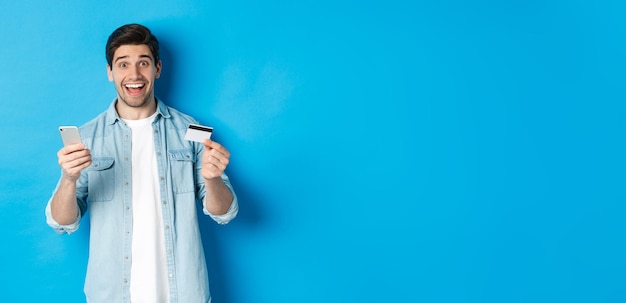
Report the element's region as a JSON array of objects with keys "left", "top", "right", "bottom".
[{"left": 45, "top": 24, "right": 238, "bottom": 303}]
